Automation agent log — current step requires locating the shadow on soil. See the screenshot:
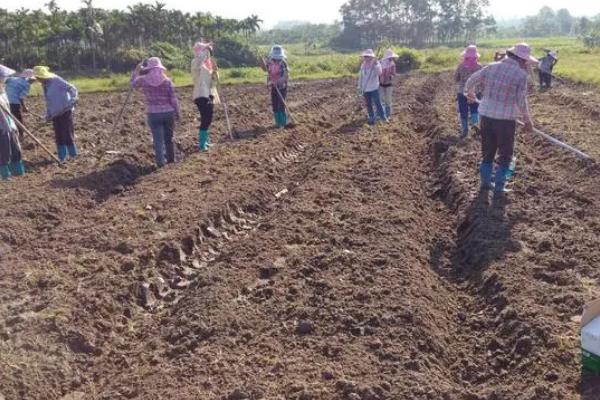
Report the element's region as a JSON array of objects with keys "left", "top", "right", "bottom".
[
  {"left": 50, "top": 159, "right": 154, "bottom": 202},
  {"left": 581, "top": 373, "right": 600, "bottom": 399}
]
